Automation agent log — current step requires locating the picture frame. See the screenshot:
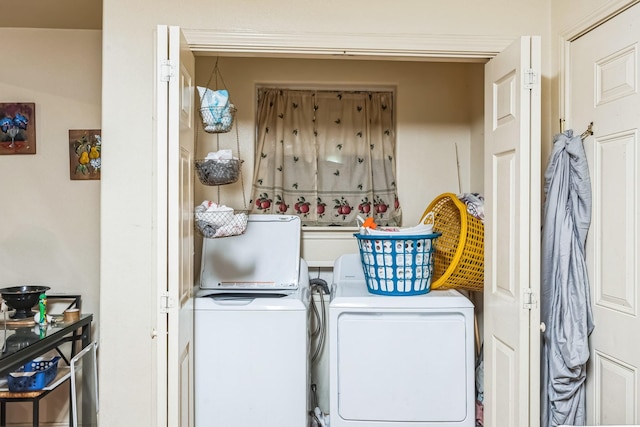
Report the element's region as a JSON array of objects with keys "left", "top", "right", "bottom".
[
  {"left": 69, "top": 129, "right": 101, "bottom": 180},
  {"left": 0, "top": 103, "right": 36, "bottom": 155}
]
